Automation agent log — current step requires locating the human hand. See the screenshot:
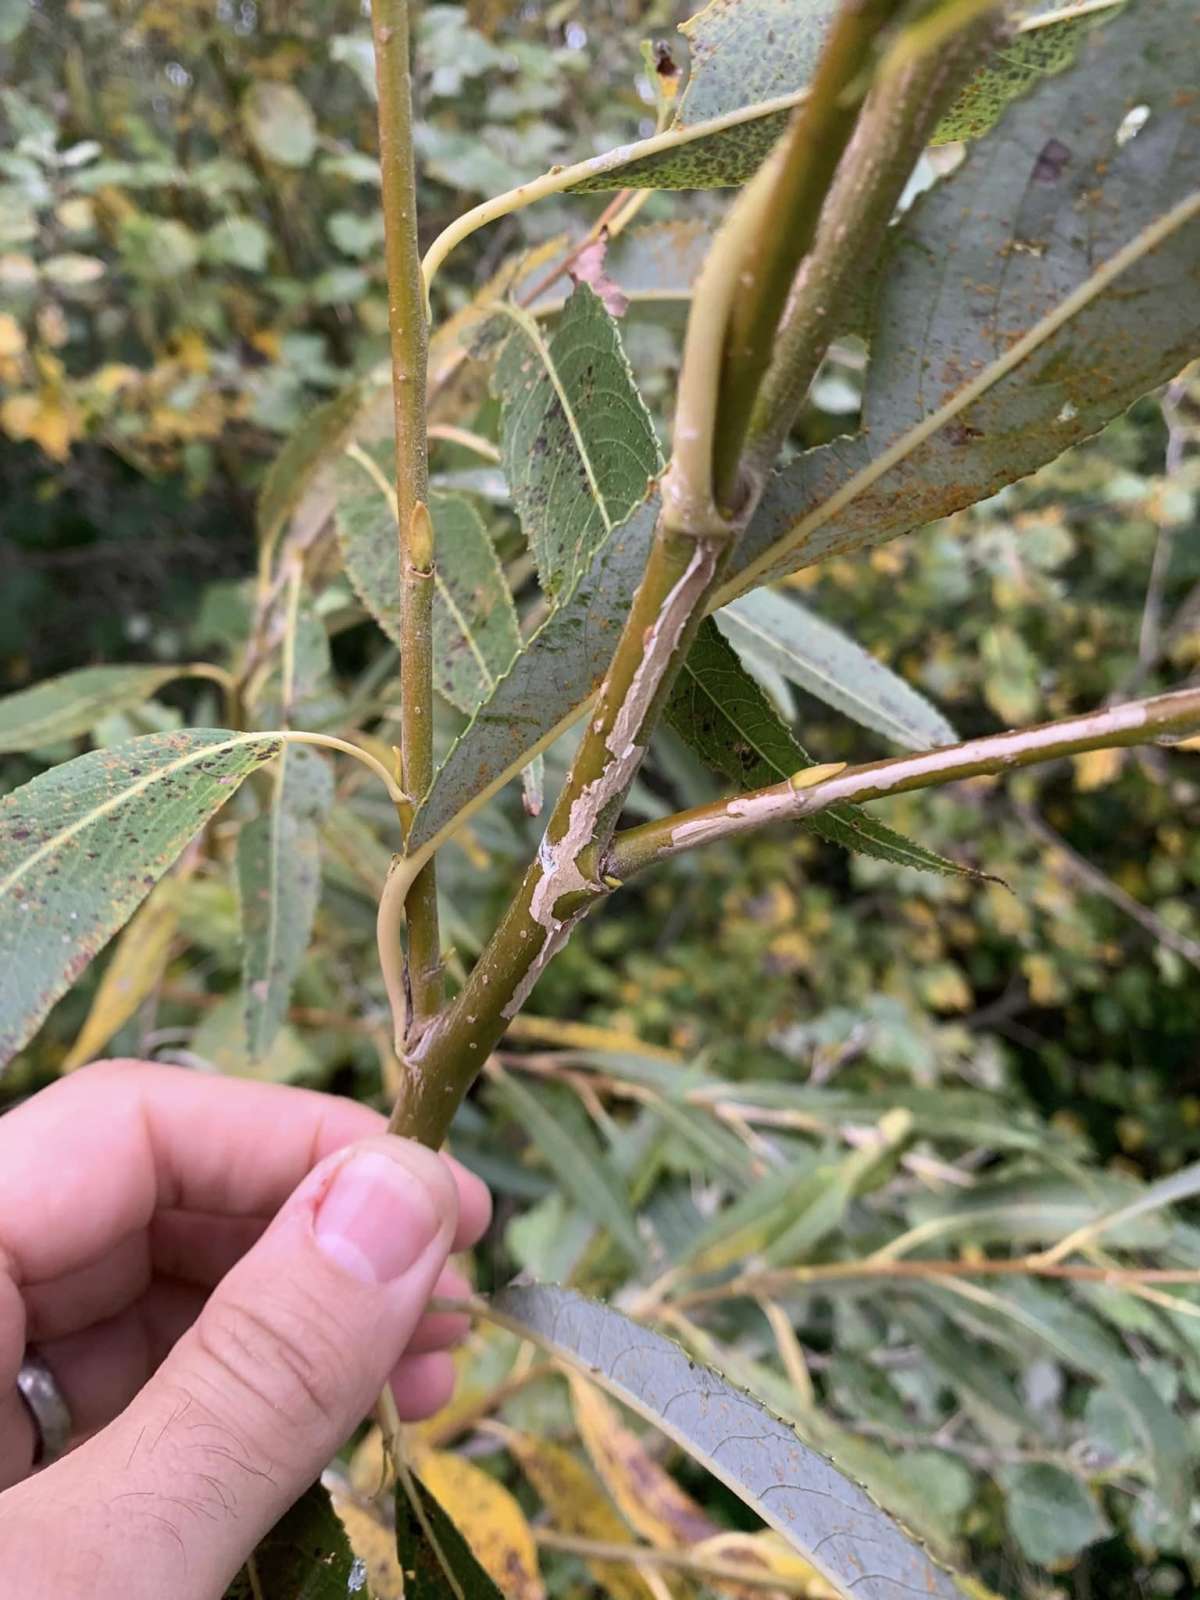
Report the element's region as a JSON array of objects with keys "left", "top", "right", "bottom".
[{"left": 0, "top": 1060, "right": 490, "bottom": 1598}]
